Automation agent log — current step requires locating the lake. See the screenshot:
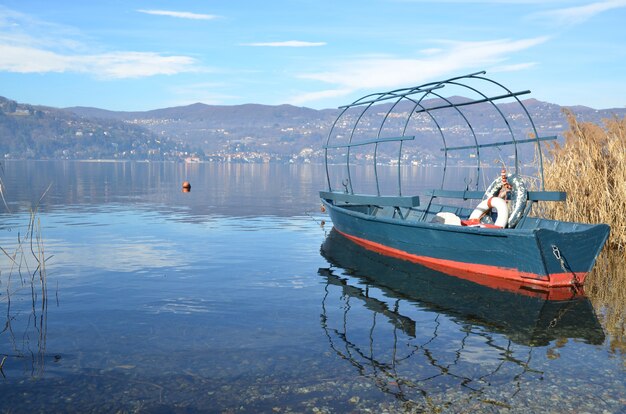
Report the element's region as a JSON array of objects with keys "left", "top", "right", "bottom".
[{"left": 0, "top": 160, "right": 624, "bottom": 413}]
